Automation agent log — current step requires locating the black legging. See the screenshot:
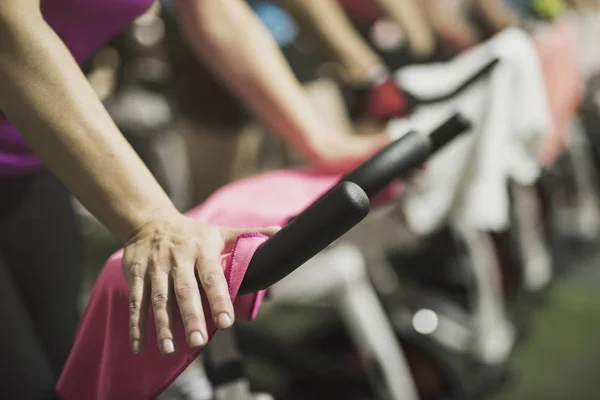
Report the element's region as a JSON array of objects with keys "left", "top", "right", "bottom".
[{"left": 0, "top": 169, "right": 83, "bottom": 400}]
